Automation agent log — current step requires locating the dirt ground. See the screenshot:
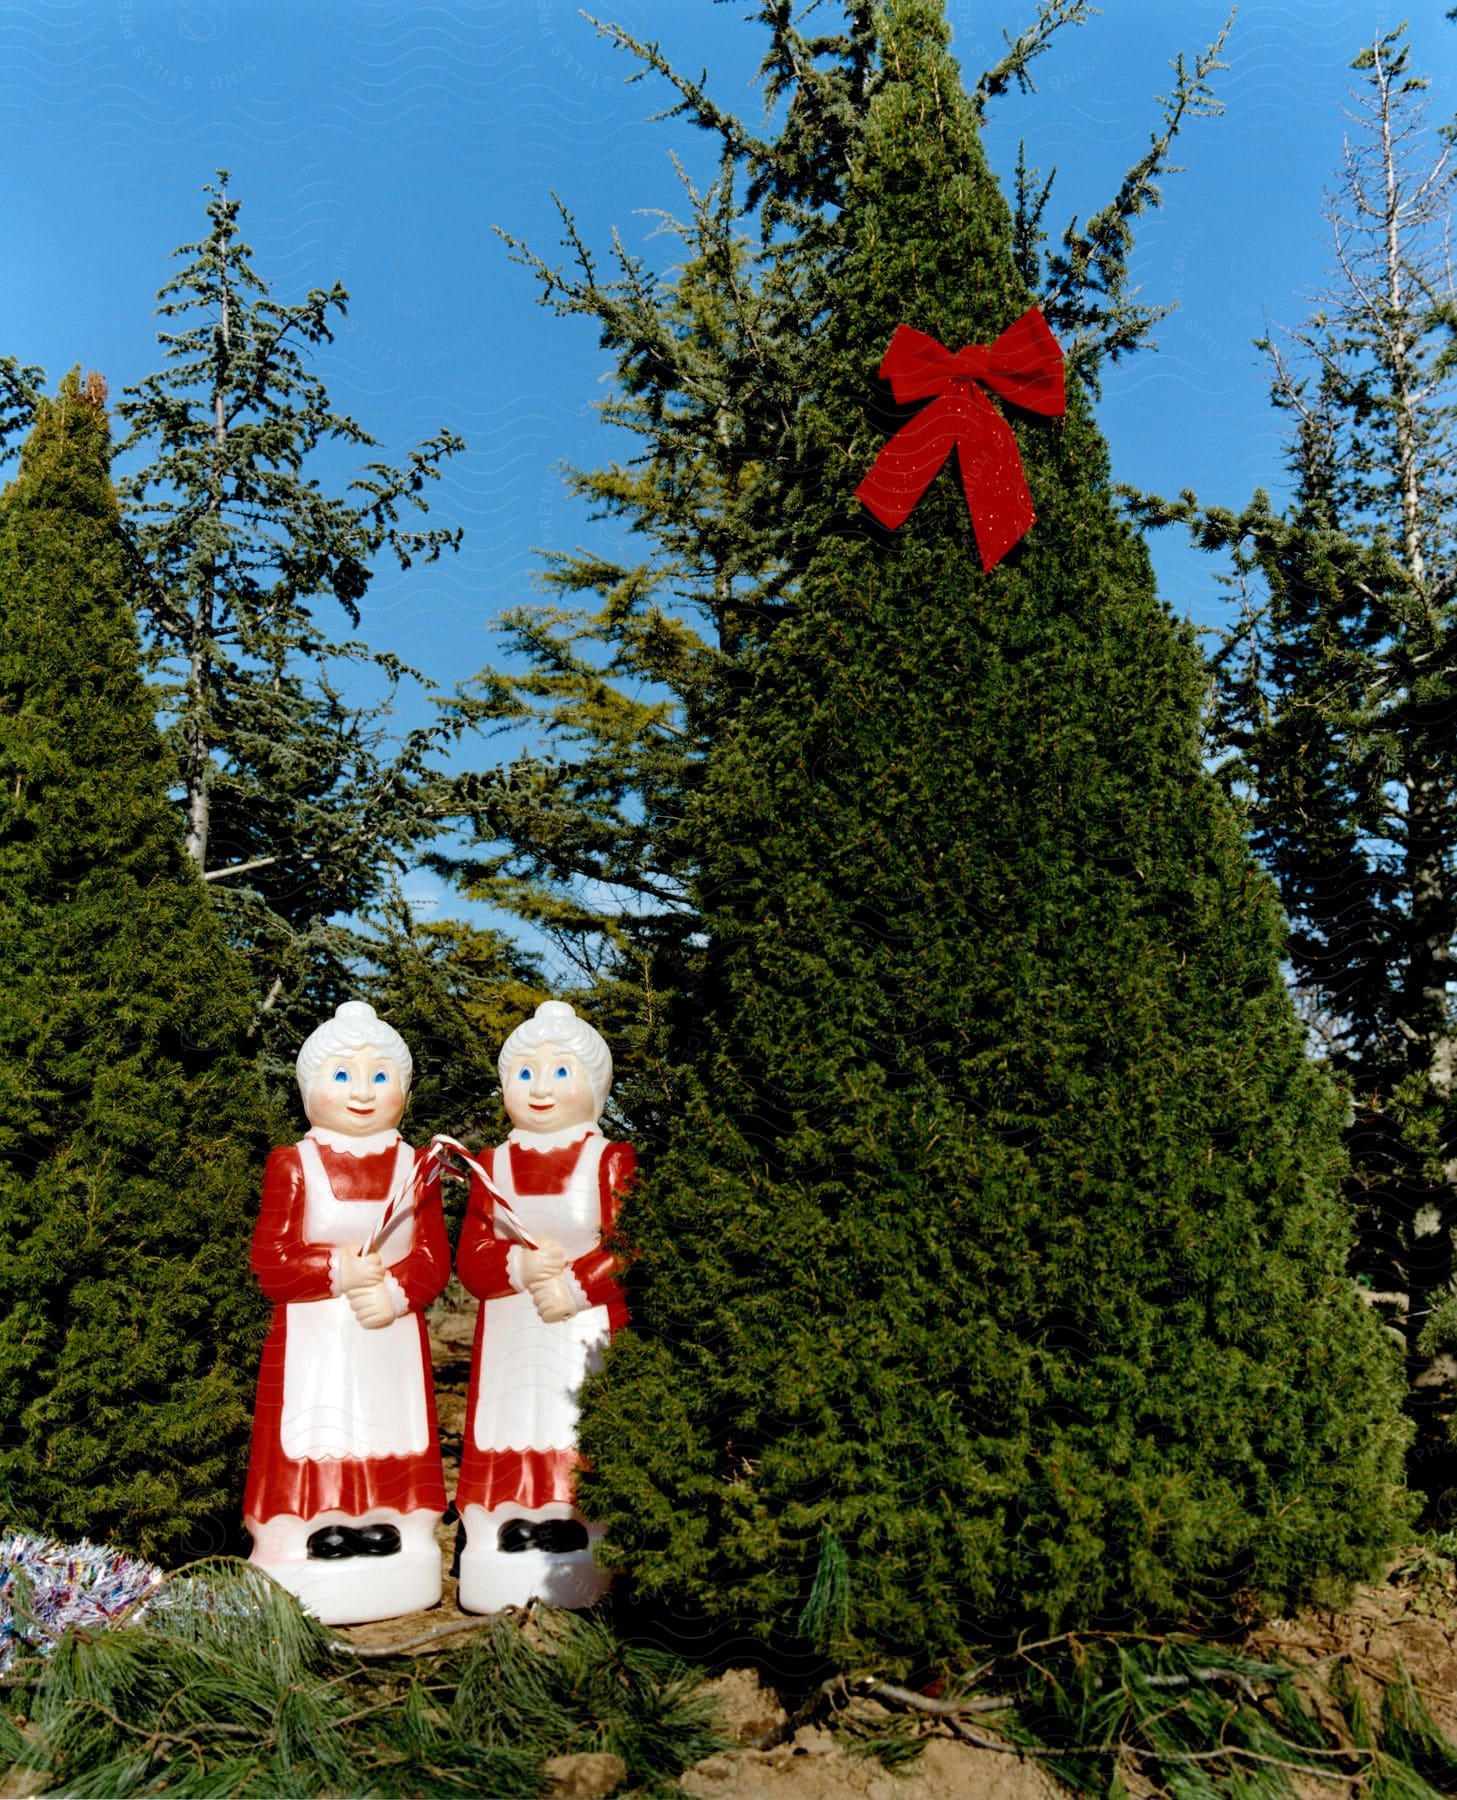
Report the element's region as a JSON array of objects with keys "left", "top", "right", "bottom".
[{"left": 320, "top": 1298, "right": 1457, "bottom": 1799}]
